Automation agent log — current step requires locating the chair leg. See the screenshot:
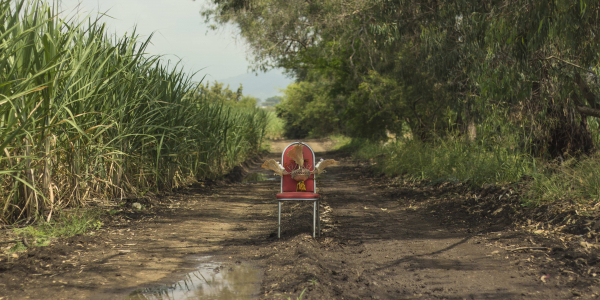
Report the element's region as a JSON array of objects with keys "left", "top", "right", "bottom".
[
  {"left": 278, "top": 201, "right": 281, "bottom": 239},
  {"left": 313, "top": 201, "right": 316, "bottom": 238},
  {"left": 317, "top": 200, "right": 321, "bottom": 237}
]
